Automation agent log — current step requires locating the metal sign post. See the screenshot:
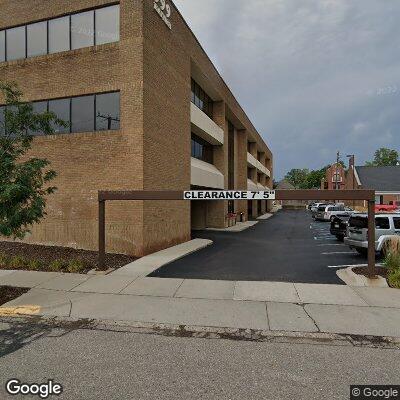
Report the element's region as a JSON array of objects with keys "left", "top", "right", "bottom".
[{"left": 98, "top": 189, "right": 376, "bottom": 275}]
